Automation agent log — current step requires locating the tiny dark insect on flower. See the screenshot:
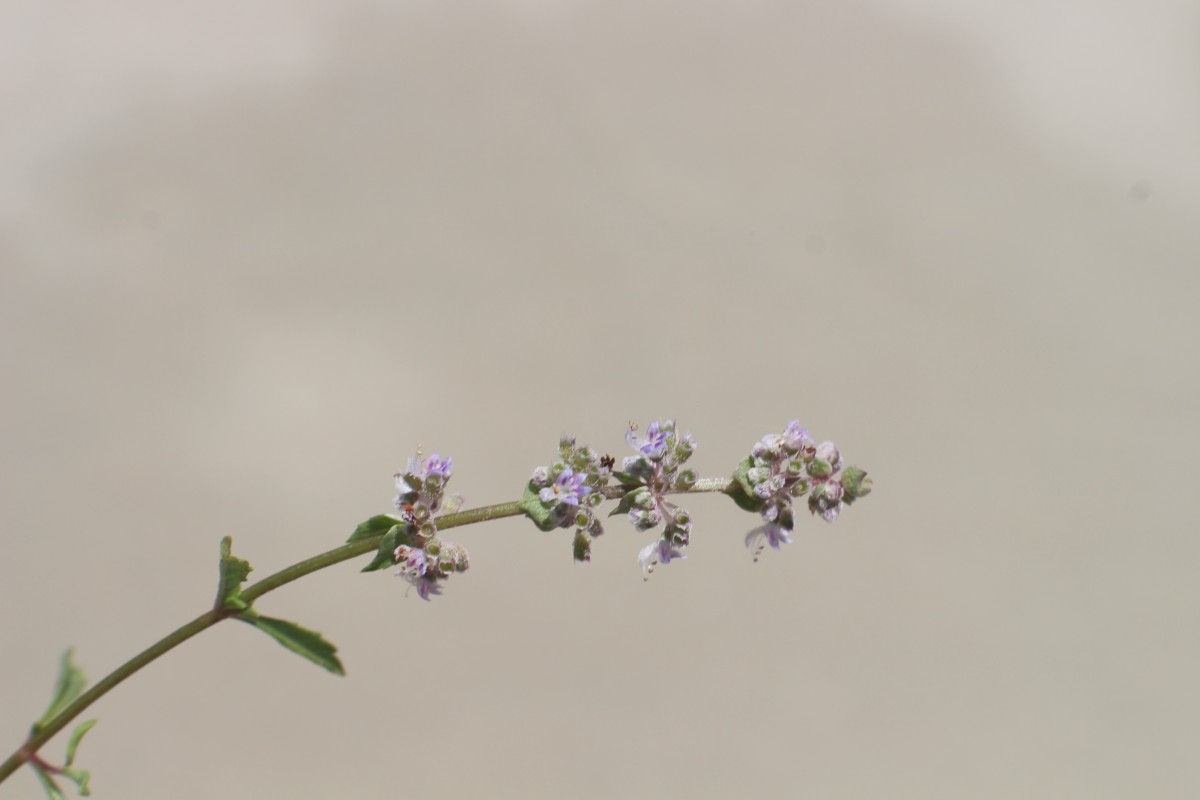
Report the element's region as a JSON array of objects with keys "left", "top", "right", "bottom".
[{"left": 600, "top": 454, "right": 615, "bottom": 470}]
